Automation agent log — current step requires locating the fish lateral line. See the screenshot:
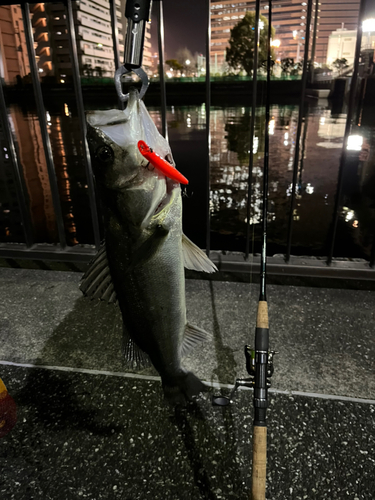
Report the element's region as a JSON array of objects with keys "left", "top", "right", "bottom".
[{"left": 138, "top": 140, "right": 189, "bottom": 185}]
